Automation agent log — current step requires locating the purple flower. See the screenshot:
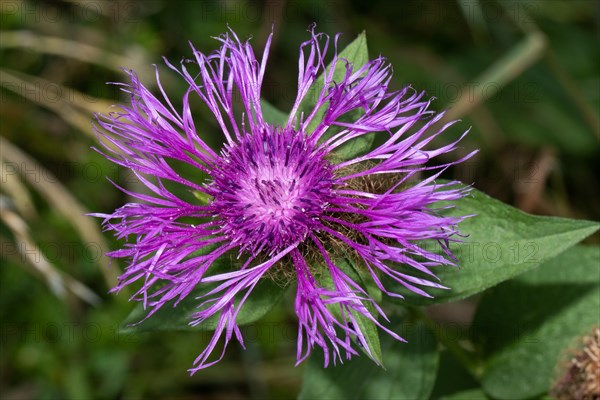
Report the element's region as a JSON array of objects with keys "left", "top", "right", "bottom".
[{"left": 94, "top": 27, "right": 474, "bottom": 373}]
